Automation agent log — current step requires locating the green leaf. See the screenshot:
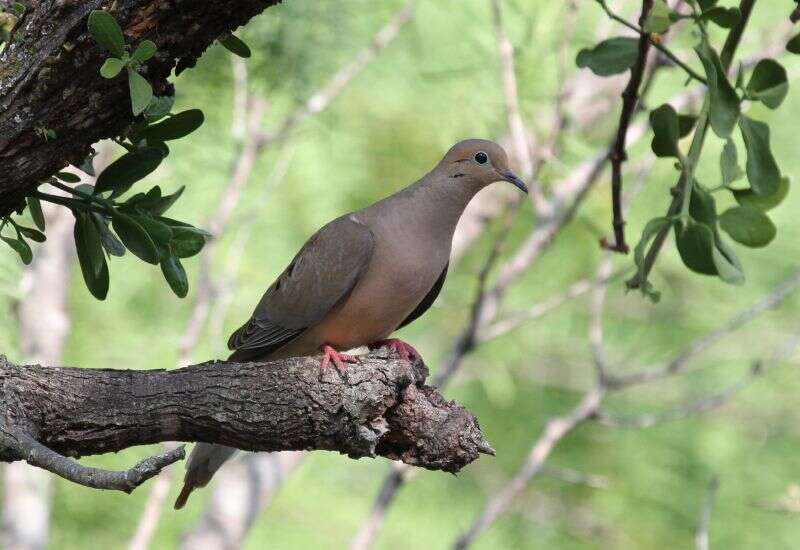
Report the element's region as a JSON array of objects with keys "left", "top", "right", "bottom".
[
  {"left": 576, "top": 37, "right": 639, "bottom": 76},
  {"left": 745, "top": 59, "right": 789, "bottom": 110},
  {"left": 712, "top": 236, "right": 745, "bottom": 285},
  {"left": 739, "top": 115, "right": 780, "bottom": 196},
  {"left": 170, "top": 226, "right": 208, "bottom": 258},
  {"left": 689, "top": 182, "right": 717, "bottom": 225},
  {"left": 787, "top": 33, "right": 800, "bottom": 55},
  {"left": 675, "top": 221, "right": 716, "bottom": 275},
  {"left": 650, "top": 104, "right": 681, "bottom": 158},
  {"left": 144, "top": 95, "right": 175, "bottom": 123},
  {"left": 95, "top": 147, "right": 164, "bottom": 198},
  {"left": 678, "top": 115, "right": 697, "bottom": 138},
  {"left": 26, "top": 197, "right": 45, "bottom": 231},
  {"left": 699, "top": 6, "right": 740, "bottom": 28},
  {"left": 630, "top": 217, "right": 672, "bottom": 302},
  {"left": 90, "top": 213, "right": 126, "bottom": 257},
  {"left": 142, "top": 109, "right": 205, "bottom": 142},
  {"left": 100, "top": 57, "right": 125, "bottom": 79},
  {"left": 719, "top": 205, "right": 776, "bottom": 247},
  {"left": 127, "top": 68, "right": 153, "bottom": 116},
  {"left": 131, "top": 213, "right": 172, "bottom": 246},
  {"left": 88, "top": 10, "right": 125, "bottom": 58},
  {"left": 695, "top": 41, "right": 740, "bottom": 138},
  {"left": 152, "top": 186, "right": 185, "bottom": 216},
  {"left": 644, "top": 0, "right": 673, "bottom": 33},
  {"left": 720, "top": 139, "right": 744, "bottom": 186},
  {"left": 55, "top": 171, "right": 81, "bottom": 183},
  {"left": 111, "top": 212, "right": 159, "bottom": 264},
  {"left": 697, "top": 0, "right": 718, "bottom": 10},
  {"left": 218, "top": 33, "right": 252, "bottom": 58},
  {"left": 74, "top": 211, "right": 109, "bottom": 299},
  {"left": 160, "top": 255, "right": 188, "bottom": 298},
  {"left": 132, "top": 39, "right": 156, "bottom": 62},
  {"left": 1, "top": 235, "right": 32, "bottom": 264},
  {"left": 732, "top": 176, "right": 789, "bottom": 211},
  {"left": 18, "top": 226, "right": 45, "bottom": 243}
]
